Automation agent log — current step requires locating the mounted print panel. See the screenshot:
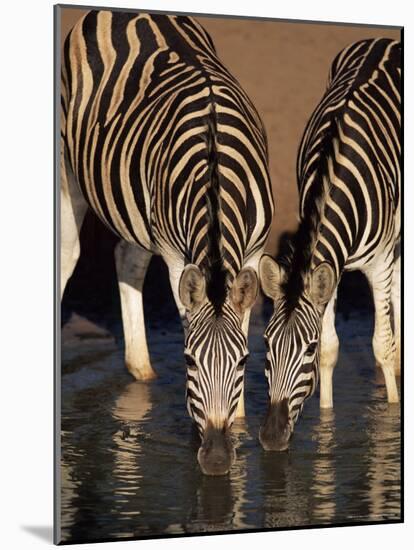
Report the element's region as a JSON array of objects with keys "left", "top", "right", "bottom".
[{"left": 55, "top": 4, "right": 402, "bottom": 545}]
